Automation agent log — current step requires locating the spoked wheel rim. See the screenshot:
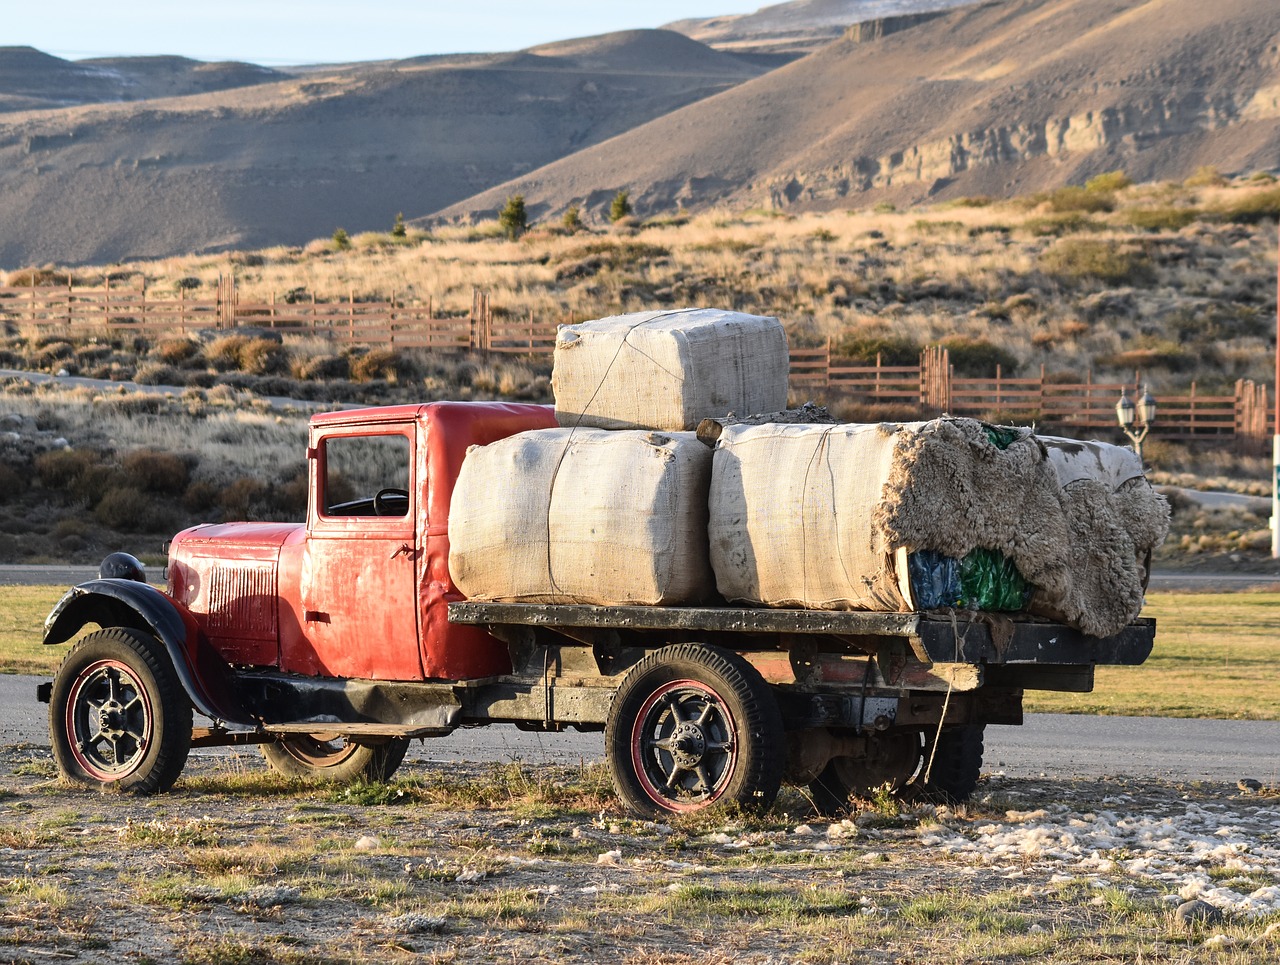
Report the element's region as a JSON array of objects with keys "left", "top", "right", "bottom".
[
  {"left": 65, "top": 658, "right": 154, "bottom": 782},
  {"left": 629, "top": 678, "right": 739, "bottom": 812},
  {"left": 274, "top": 734, "right": 362, "bottom": 769}
]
